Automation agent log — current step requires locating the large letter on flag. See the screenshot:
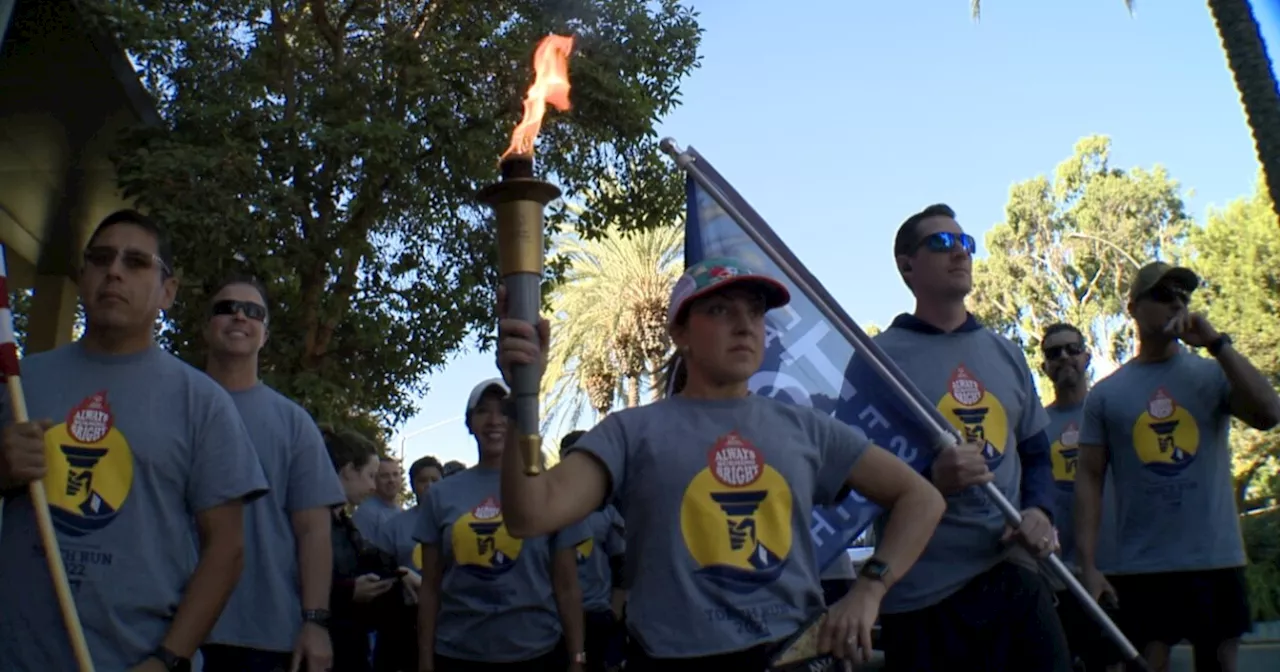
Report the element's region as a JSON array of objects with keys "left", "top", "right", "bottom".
[{"left": 660, "top": 139, "right": 1143, "bottom": 668}]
